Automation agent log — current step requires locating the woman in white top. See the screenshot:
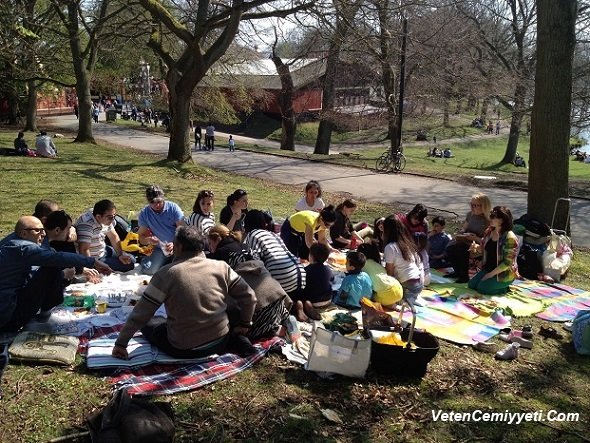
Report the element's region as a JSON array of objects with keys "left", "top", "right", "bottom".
[
  {"left": 383, "top": 215, "right": 424, "bottom": 305},
  {"left": 294, "top": 180, "right": 325, "bottom": 212},
  {"left": 185, "top": 190, "right": 215, "bottom": 238}
]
